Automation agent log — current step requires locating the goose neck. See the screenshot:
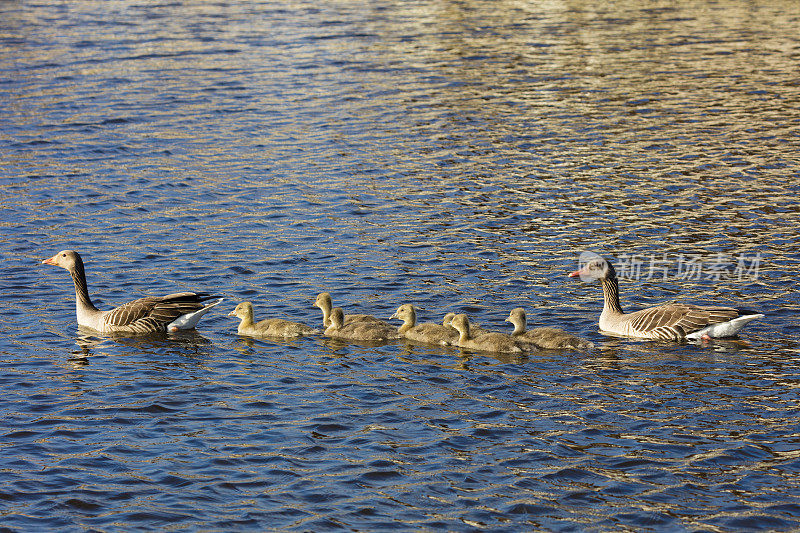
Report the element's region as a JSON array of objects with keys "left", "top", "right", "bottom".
[
  {"left": 71, "top": 260, "right": 98, "bottom": 314},
  {"left": 239, "top": 312, "right": 255, "bottom": 329},
  {"left": 601, "top": 277, "right": 624, "bottom": 316}
]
